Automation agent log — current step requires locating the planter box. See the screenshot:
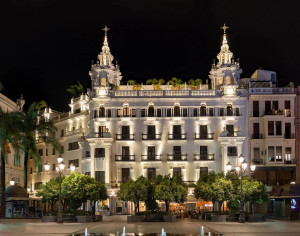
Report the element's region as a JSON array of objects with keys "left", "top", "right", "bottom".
[
  {"left": 145, "top": 214, "right": 163, "bottom": 222},
  {"left": 211, "top": 215, "right": 228, "bottom": 222},
  {"left": 127, "top": 215, "right": 145, "bottom": 223},
  {"left": 247, "top": 214, "right": 265, "bottom": 222},
  {"left": 93, "top": 215, "right": 103, "bottom": 222},
  {"left": 163, "top": 215, "right": 176, "bottom": 222},
  {"left": 76, "top": 215, "right": 93, "bottom": 223},
  {"left": 42, "top": 215, "right": 57, "bottom": 222}
]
